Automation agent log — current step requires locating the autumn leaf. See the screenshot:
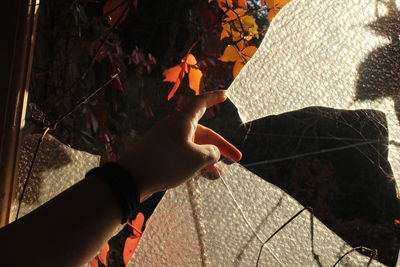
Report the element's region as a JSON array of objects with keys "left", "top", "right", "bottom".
[
  {"left": 237, "top": 0, "right": 247, "bottom": 7},
  {"left": 220, "top": 9, "right": 258, "bottom": 41},
  {"left": 209, "top": 0, "right": 233, "bottom": 11},
  {"left": 90, "top": 243, "right": 109, "bottom": 267},
  {"left": 219, "top": 43, "right": 257, "bottom": 78},
  {"left": 123, "top": 212, "right": 145, "bottom": 265},
  {"left": 163, "top": 53, "right": 203, "bottom": 100},
  {"left": 163, "top": 65, "right": 185, "bottom": 100},
  {"left": 262, "top": 0, "right": 292, "bottom": 23},
  {"left": 103, "top": 0, "right": 131, "bottom": 26}
]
